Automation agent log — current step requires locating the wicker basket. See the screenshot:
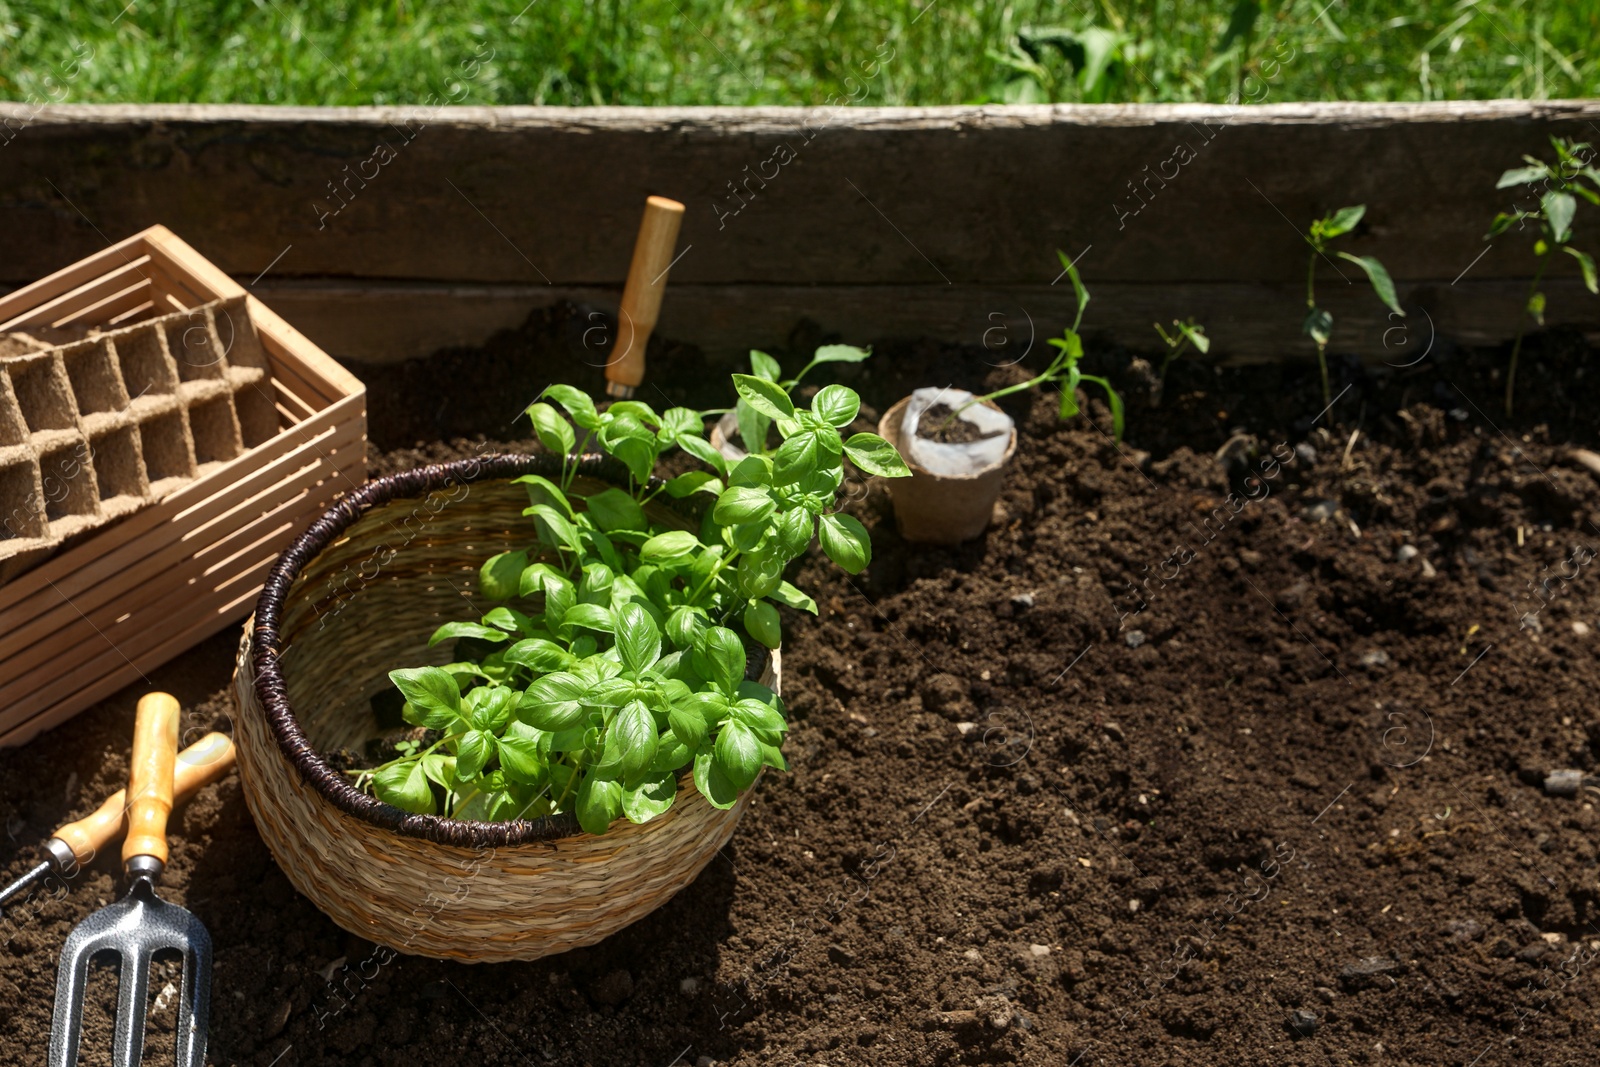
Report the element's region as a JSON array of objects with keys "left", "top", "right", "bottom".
[{"left": 232, "top": 454, "right": 776, "bottom": 963}]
